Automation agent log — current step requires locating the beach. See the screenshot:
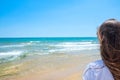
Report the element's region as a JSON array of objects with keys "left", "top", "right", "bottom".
[
  {"left": 0, "top": 37, "right": 100, "bottom": 80},
  {"left": 0, "top": 52, "right": 100, "bottom": 80}
]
